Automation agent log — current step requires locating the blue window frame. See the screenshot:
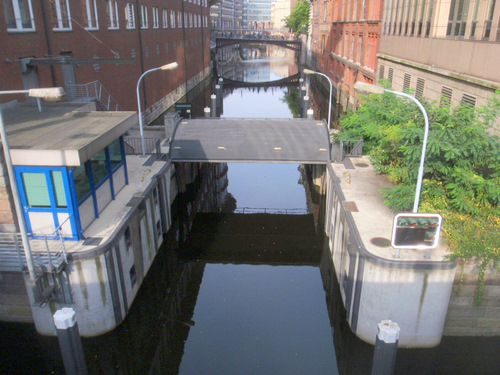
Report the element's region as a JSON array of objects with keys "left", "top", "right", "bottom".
[{"left": 15, "top": 166, "right": 78, "bottom": 240}]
